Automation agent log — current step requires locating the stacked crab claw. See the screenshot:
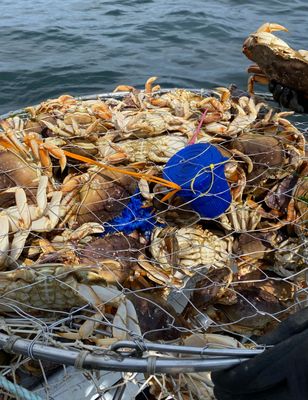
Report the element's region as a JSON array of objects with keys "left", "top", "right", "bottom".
[{"left": 0, "top": 77, "right": 306, "bottom": 397}]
